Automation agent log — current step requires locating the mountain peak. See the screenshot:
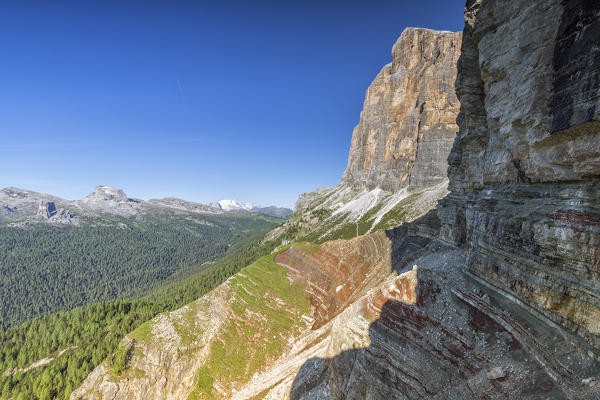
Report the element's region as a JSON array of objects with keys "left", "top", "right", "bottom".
[
  {"left": 83, "top": 185, "right": 130, "bottom": 203},
  {"left": 78, "top": 185, "right": 142, "bottom": 216},
  {"left": 341, "top": 28, "right": 461, "bottom": 192},
  {"left": 214, "top": 199, "right": 261, "bottom": 212}
]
